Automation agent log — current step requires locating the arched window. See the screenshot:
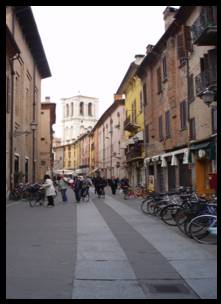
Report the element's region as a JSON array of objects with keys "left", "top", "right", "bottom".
[
  {"left": 80, "top": 102, "right": 84, "bottom": 116},
  {"left": 71, "top": 103, "right": 73, "bottom": 116},
  {"left": 66, "top": 104, "right": 69, "bottom": 117},
  {"left": 88, "top": 103, "right": 92, "bottom": 116}
]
